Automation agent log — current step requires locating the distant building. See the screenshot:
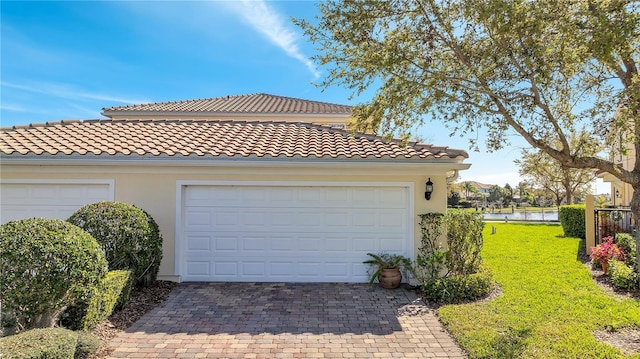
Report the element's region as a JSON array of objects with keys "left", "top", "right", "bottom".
[
  {"left": 598, "top": 105, "right": 632, "bottom": 207},
  {"left": 460, "top": 181, "right": 492, "bottom": 200}
]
